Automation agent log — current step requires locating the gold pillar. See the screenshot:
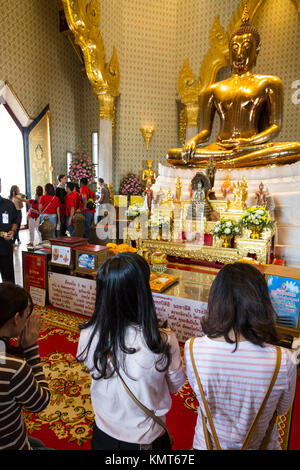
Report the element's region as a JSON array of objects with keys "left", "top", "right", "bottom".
[{"left": 61, "top": 0, "right": 120, "bottom": 184}]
